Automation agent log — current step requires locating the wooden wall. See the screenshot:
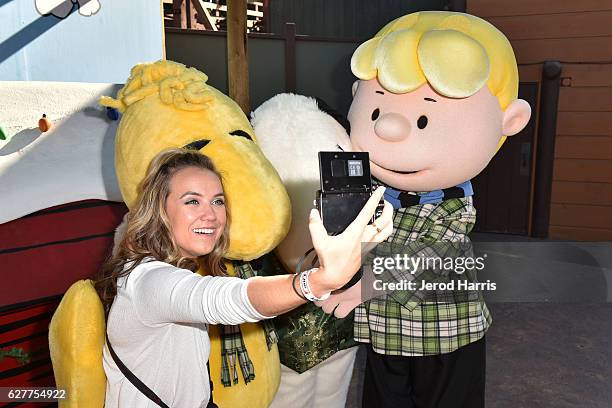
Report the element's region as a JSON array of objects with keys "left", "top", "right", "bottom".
[
  {"left": 267, "top": 0, "right": 447, "bottom": 39},
  {"left": 468, "top": 0, "right": 612, "bottom": 240},
  {"left": 165, "top": 29, "right": 358, "bottom": 114}
]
